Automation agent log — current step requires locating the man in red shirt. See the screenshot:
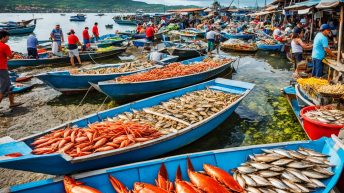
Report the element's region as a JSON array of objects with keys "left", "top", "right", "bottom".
[
  {"left": 0, "top": 30, "right": 22, "bottom": 108},
  {"left": 146, "top": 23, "right": 154, "bottom": 42},
  {"left": 67, "top": 29, "right": 82, "bottom": 66},
  {"left": 92, "top": 22, "right": 99, "bottom": 41},
  {"left": 82, "top": 27, "right": 90, "bottom": 45}
]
